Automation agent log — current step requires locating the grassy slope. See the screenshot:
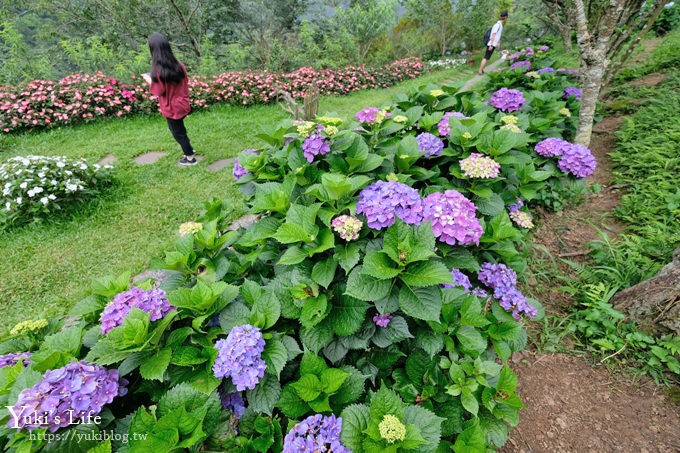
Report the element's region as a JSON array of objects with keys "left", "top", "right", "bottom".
[{"left": 0, "top": 66, "right": 474, "bottom": 331}]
